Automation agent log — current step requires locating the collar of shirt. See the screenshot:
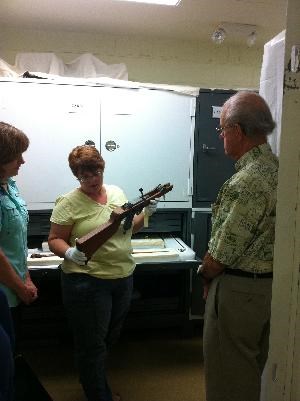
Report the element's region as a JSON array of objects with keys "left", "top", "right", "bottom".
[{"left": 235, "top": 143, "right": 273, "bottom": 172}]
